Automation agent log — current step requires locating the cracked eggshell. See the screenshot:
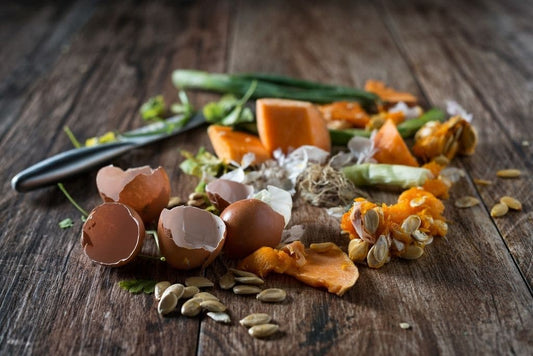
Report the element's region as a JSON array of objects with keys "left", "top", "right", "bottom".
[
  {"left": 206, "top": 179, "right": 254, "bottom": 212},
  {"left": 81, "top": 202, "right": 145, "bottom": 267},
  {"left": 96, "top": 165, "right": 170, "bottom": 224},
  {"left": 157, "top": 206, "right": 226, "bottom": 270},
  {"left": 220, "top": 199, "right": 285, "bottom": 259}
]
